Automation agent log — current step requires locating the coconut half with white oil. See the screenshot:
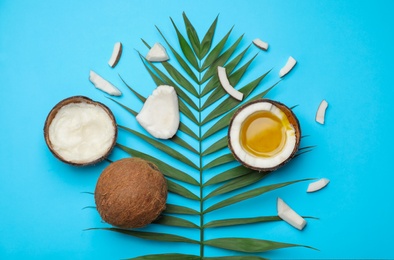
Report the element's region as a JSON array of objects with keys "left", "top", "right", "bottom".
[
  {"left": 228, "top": 99, "right": 301, "bottom": 171},
  {"left": 44, "top": 96, "right": 117, "bottom": 166}
]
